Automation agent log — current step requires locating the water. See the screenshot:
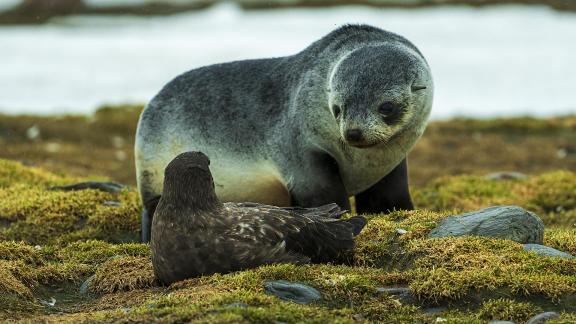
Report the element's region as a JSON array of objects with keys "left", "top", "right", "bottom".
[{"left": 1, "top": 4, "right": 575, "bottom": 118}]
